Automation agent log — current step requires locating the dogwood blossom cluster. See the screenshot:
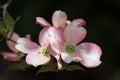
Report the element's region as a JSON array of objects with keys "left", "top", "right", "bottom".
[{"left": 1, "top": 10, "right": 102, "bottom": 70}]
